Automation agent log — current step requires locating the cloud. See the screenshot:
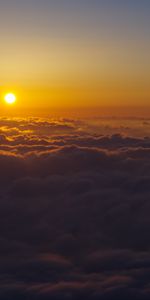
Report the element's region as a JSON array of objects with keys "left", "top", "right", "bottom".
[{"left": 0, "top": 116, "right": 150, "bottom": 299}]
